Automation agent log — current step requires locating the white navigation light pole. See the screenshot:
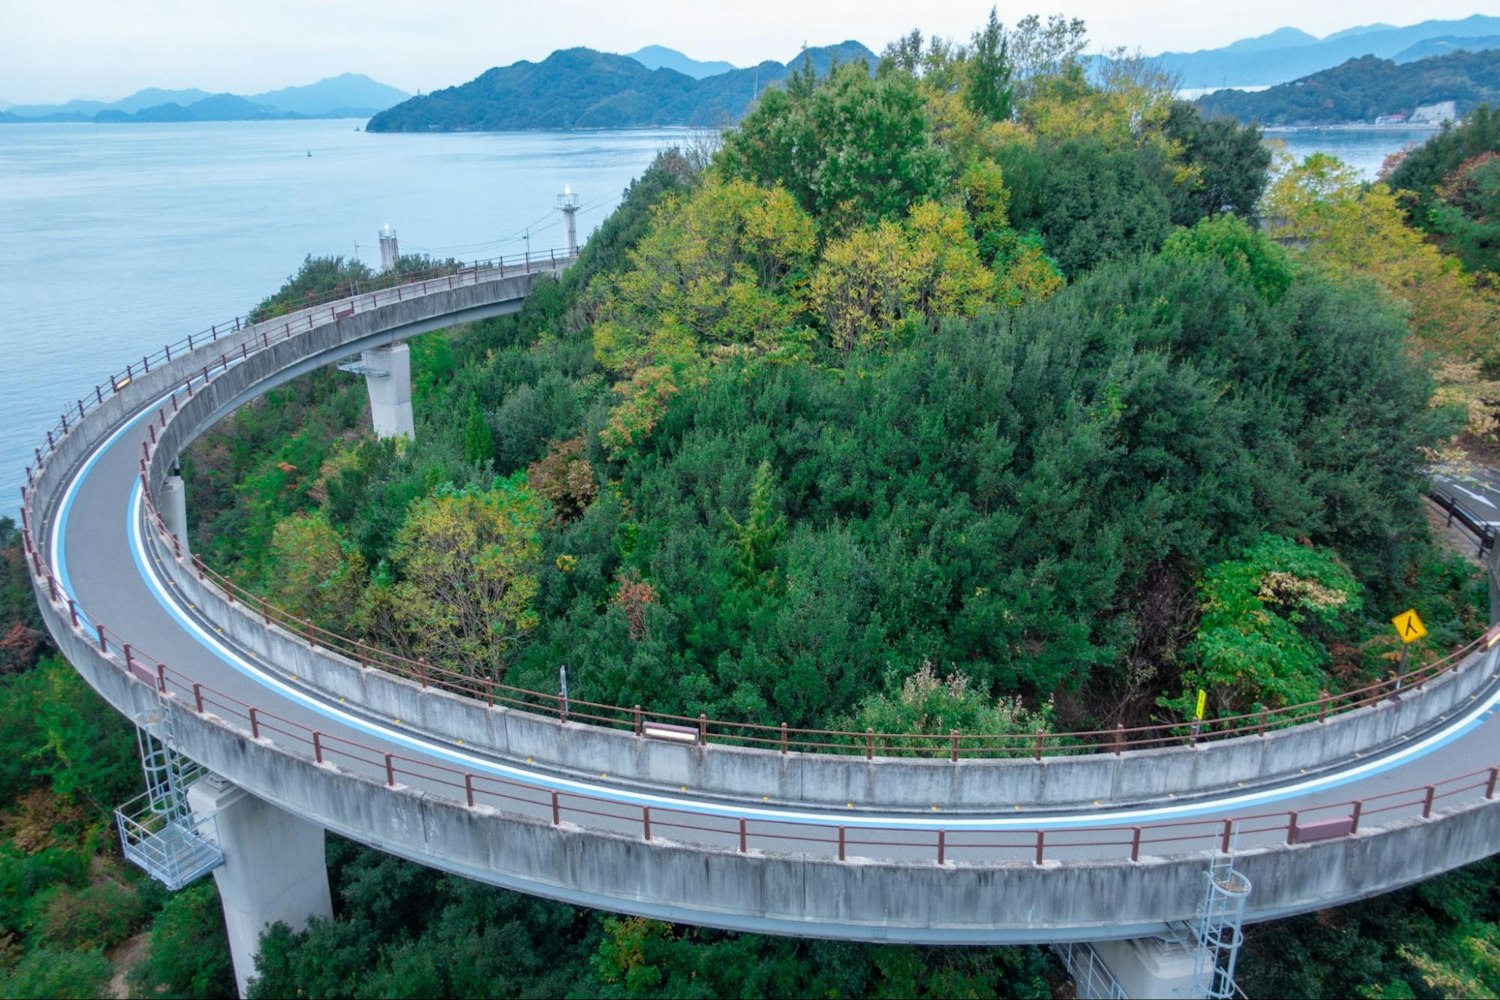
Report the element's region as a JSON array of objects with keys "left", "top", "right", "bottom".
[
  {"left": 558, "top": 185, "right": 580, "bottom": 255},
  {"left": 378, "top": 224, "right": 399, "bottom": 273}
]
